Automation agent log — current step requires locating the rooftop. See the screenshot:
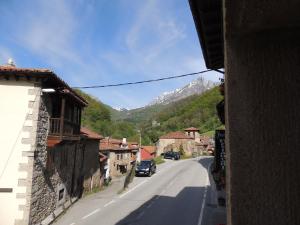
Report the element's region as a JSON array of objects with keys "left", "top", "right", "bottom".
[
  {"left": 100, "top": 137, "right": 139, "bottom": 151},
  {"left": 184, "top": 127, "right": 200, "bottom": 131},
  {"left": 160, "top": 131, "right": 193, "bottom": 140},
  {"left": 142, "top": 146, "right": 157, "bottom": 154},
  {"left": 0, "top": 65, "right": 88, "bottom": 106},
  {"left": 80, "top": 127, "right": 103, "bottom": 140}
]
